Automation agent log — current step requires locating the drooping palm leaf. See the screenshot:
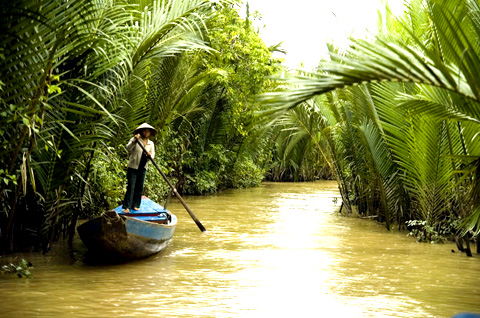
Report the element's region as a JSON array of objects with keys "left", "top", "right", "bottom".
[{"left": 259, "top": 0, "right": 480, "bottom": 236}]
